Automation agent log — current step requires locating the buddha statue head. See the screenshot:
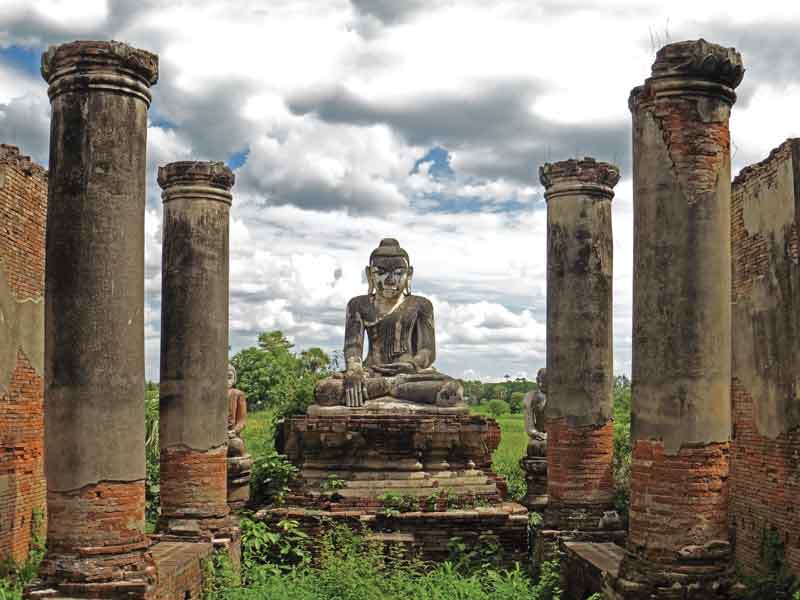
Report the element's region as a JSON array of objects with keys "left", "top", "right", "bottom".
[
  {"left": 227, "top": 364, "right": 237, "bottom": 390},
  {"left": 366, "top": 238, "right": 413, "bottom": 300},
  {"left": 536, "top": 368, "right": 547, "bottom": 394}
]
